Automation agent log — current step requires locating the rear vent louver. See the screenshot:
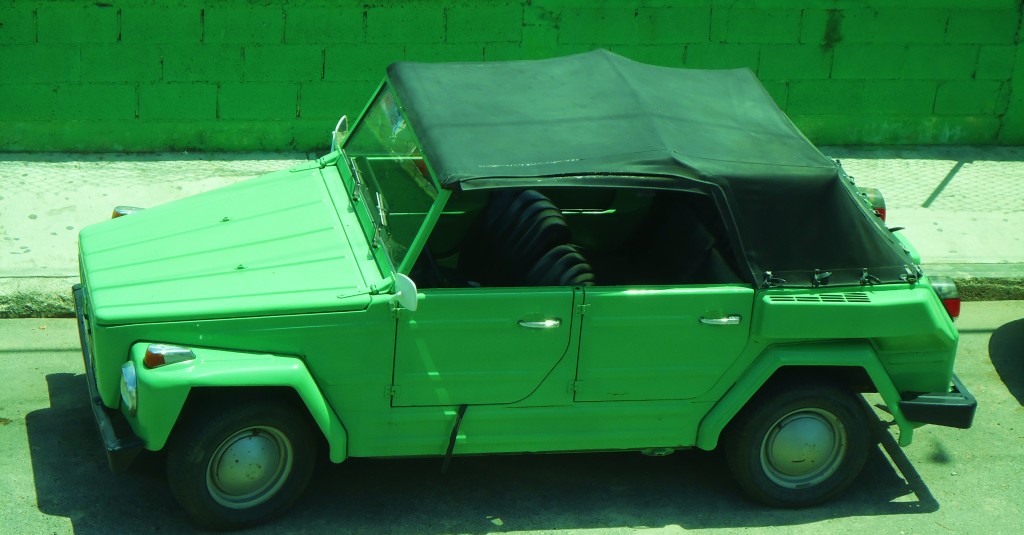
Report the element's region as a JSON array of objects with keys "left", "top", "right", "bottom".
[{"left": 769, "top": 292, "right": 870, "bottom": 303}]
